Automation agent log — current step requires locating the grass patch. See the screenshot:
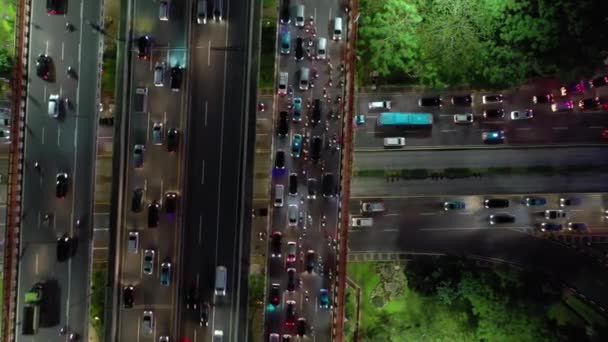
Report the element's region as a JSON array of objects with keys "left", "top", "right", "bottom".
[
  {"left": 90, "top": 269, "right": 106, "bottom": 341},
  {"left": 0, "top": 0, "right": 16, "bottom": 56},
  {"left": 101, "top": 47, "right": 117, "bottom": 97},
  {"left": 258, "top": 19, "right": 276, "bottom": 89},
  {"left": 563, "top": 292, "right": 608, "bottom": 329}
]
